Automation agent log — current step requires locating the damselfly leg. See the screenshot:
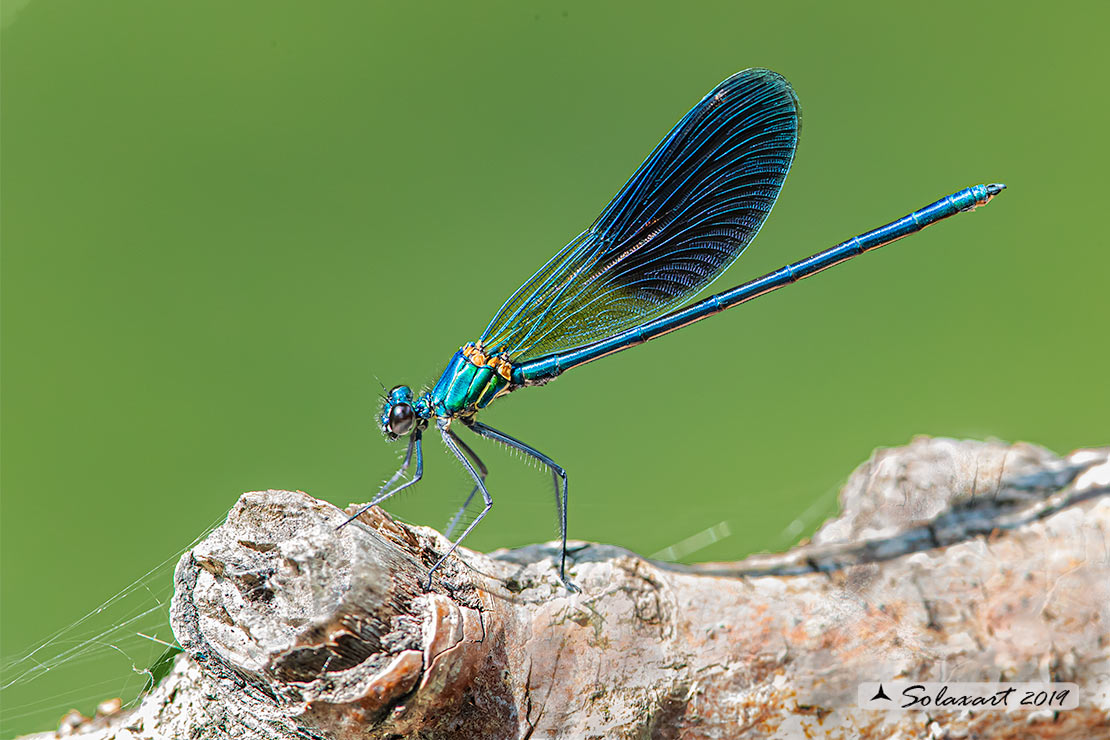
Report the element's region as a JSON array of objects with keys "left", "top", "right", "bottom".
[
  {"left": 428, "top": 419, "right": 492, "bottom": 589},
  {"left": 465, "top": 420, "right": 578, "bottom": 592},
  {"left": 443, "top": 429, "right": 488, "bottom": 538},
  {"left": 340, "top": 431, "right": 424, "bottom": 526}
]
